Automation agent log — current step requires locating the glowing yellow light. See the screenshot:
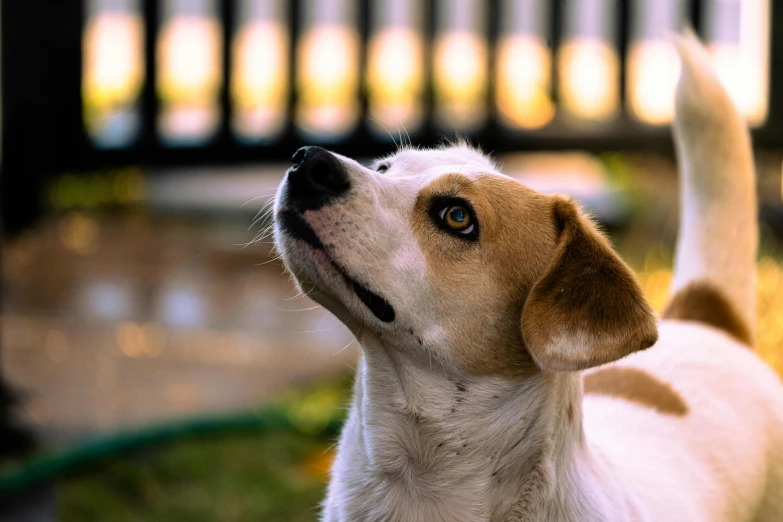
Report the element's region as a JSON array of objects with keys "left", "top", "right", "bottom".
[
  {"left": 627, "top": 40, "right": 680, "bottom": 125},
  {"left": 433, "top": 31, "right": 488, "bottom": 131},
  {"left": 705, "top": 0, "right": 769, "bottom": 126},
  {"left": 296, "top": 26, "right": 360, "bottom": 139},
  {"left": 231, "top": 20, "right": 288, "bottom": 140},
  {"left": 157, "top": 15, "right": 222, "bottom": 142},
  {"left": 82, "top": 11, "right": 144, "bottom": 145},
  {"left": 558, "top": 39, "right": 619, "bottom": 121},
  {"left": 367, "top": 27, "right": 424, "bottom": 136},
  {"left": 495, "top": 35, "right": 554, "bottom": 130}
]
